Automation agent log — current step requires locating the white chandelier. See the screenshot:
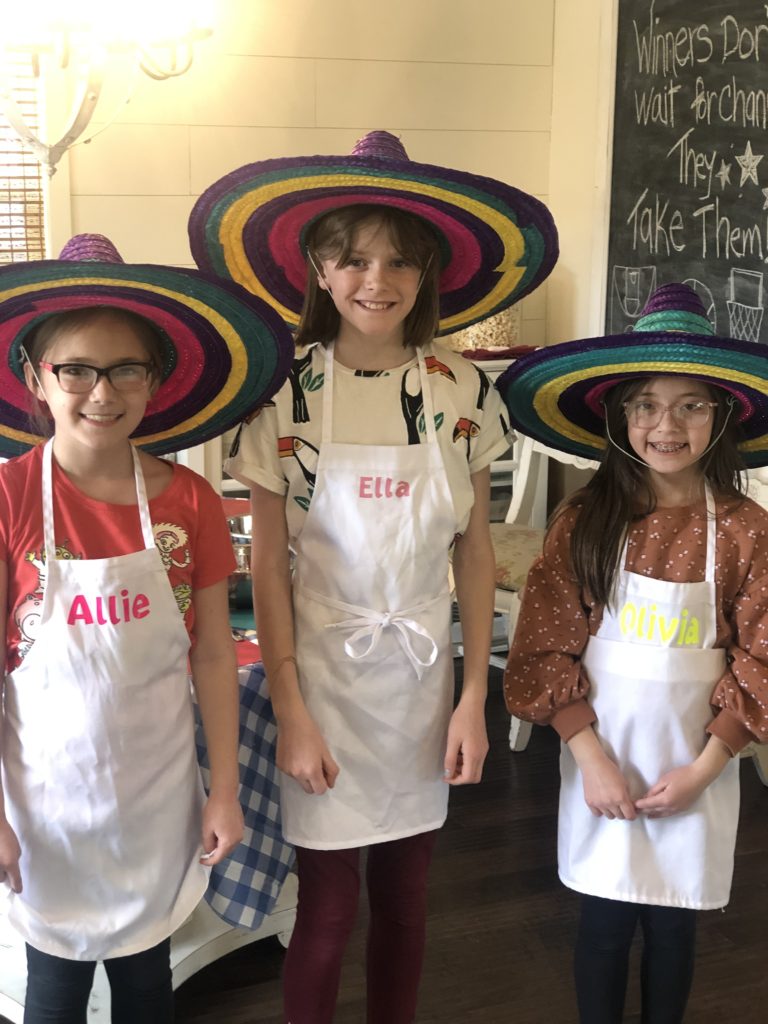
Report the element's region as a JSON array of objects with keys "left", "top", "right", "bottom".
[{"left": 0, "top": 0, "right": 213, "bottom": 175}]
